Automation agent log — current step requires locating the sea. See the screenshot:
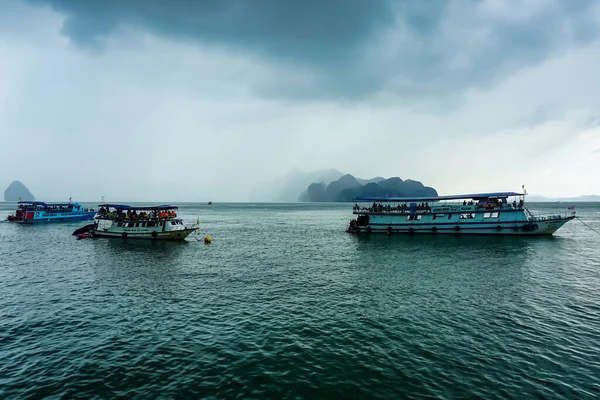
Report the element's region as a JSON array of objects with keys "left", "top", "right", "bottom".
[{"left": 0, "top": 202, "right": 599, "bottom": 399}]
